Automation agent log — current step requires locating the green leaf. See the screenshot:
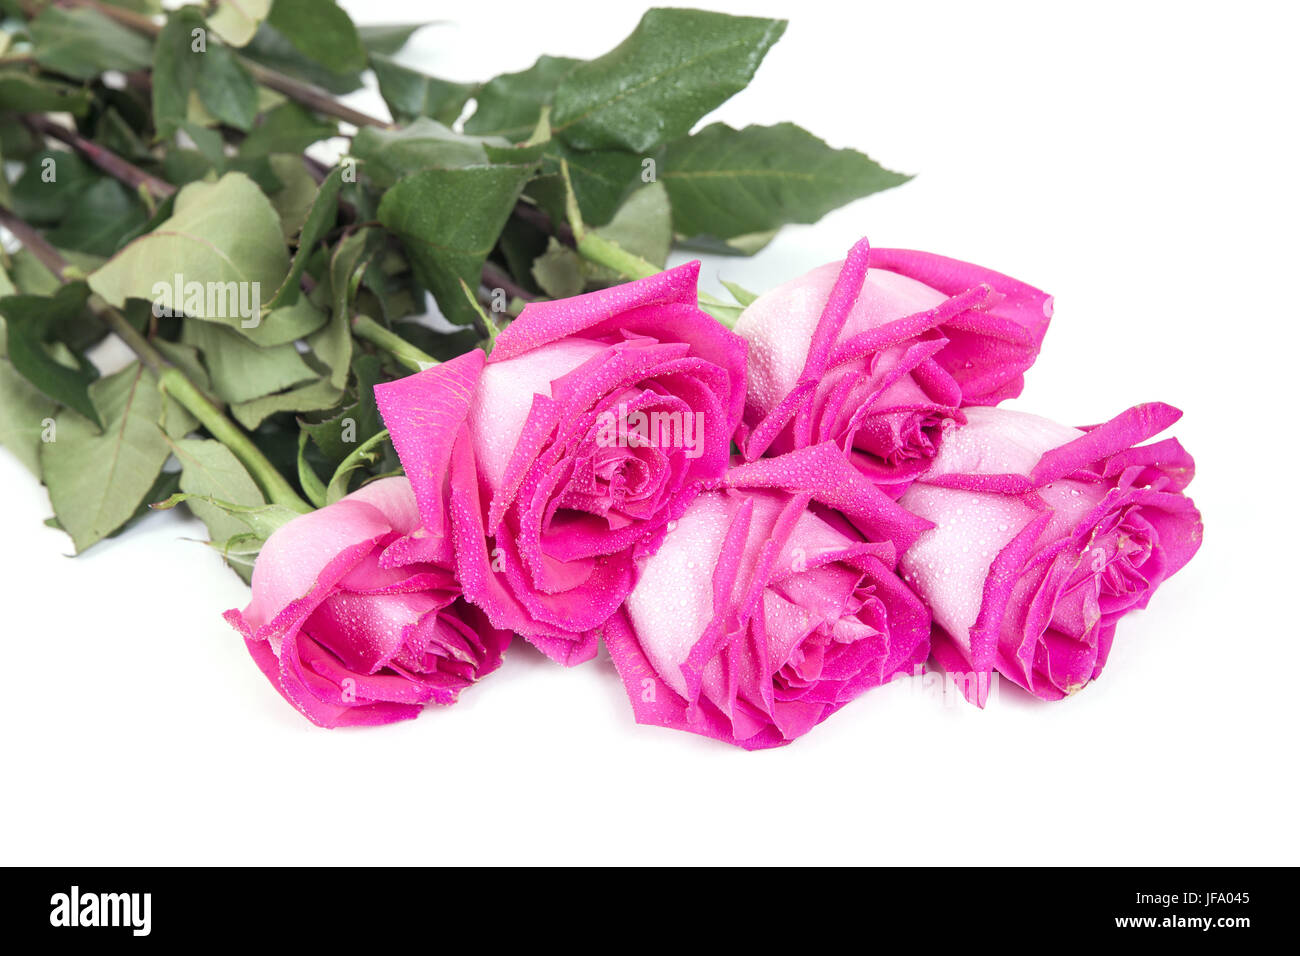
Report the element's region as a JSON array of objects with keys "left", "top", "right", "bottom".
[
  {"left": 152, "top": 339, "right": 210, "bottom": 390},
  {"left": 196, "top": 40, "right": 259, "bottom": 132},
  {"left": 0, "top": 283, "right": 101, "bottom": 427},
  {"left": 463, "top": 55, "right": 582, "bottom": 141},
  {"left": 662, "top": 122, "right": 910, "bottom": 240},
  {"left": 325, "top": 429, "right": 390, "bottom": 503},
  {"left": 87, "top": 172, "right": 291, "bottom": 338},
  {"left": 0, "top": 73, "right": 92, "bottom": 116},
  {"left": 531, "top": 238, "right": 584, "bottom": 299},
  {"left": 0, "top": 264, "right": 14, "bottom": 342},
  {"left": 44, "top": 179, "right": 148, "bottom": 258},
  {"left": 299, "top": 353, "right": 383, "bottom": 464},
  {"left": 266, "top": 154, "right": 320, "bottom": 241},
  {"left": 206, "top": 0, "right": 271, "bottom": 48},
  {"left": 166, "top": 436, "right": 266, "bottom": 543},
  {"left": 496, "top": 217, "right": 548, "bottom": 295},
  {"left": 40, "top": 362, "right": 171, "bottom": 553},
  {"left": 720, "top": 278, "right": 760, "bottom": 307},
  {"left": 378, "top": 163, "right": 535, "bottom": 327},
  {"left": 231, "top": 378, "right": 343, "bottom": 430},
  {"left": 314, "top": 230, "right": 370, "bottom": 389},
  {"left": 295, "top": 429, "right": 328, "bottom": 508},
  {"left": 351, "top": 117, "right": 504, "bottom": 190},
  {"left": 152, "top": 6, "right": 205, "bottom": 139},
  {"left": 242, "top": 22, "right": 363, "bottom": 94},
  {"left": 207, "top": 532, "right": 260, "bottom": 585},
  {"left": 249, "top": 295, "right": 329, "bottom": 347},
  {"left": 676, "top": 229, "right": 779, "bottom": 258},
  {"left": 159, "top": 148, "right": 215, "bottom": 188},
  {"left": 542, "top": 140, "right": 643, "bottom": 226},
  {"left": 551, "top": 9, "right": 785, "bottom": 153},
  {"left": 102, "top": 0, "right": 164, "bottom": 14},
  {"left": 592, "top": 181, "right": 671, "bottom": 268},
  {"left": 94, "top": 103, "right": 152, "bottom": 163},
  {"left": 8, "top": 150, "right": 98, "bottom": 224},
  {"left": 531, "top": 184, "right": 671, "bottom": 295},
  {"left": 266, "top": 165, "right": 343, "bottom": 309},
  {"left": 180, "top": 317, "right": 316, "bottom": 404},
  {"left": 358, "top": 23, "right": 432, "bottom": 56},
  {"left": 238, "top": 102, "right": 337, "bottom": 158},
  {"left": 266, "top": 0, "right": 366, "bottom": 74},
  {"left": 371, "top": 53, "right": 476, "bottom": 126},
  {"left": 110, "top": 469, "right": 182, "bottom": 539},
  {"left": 153, "top": 491, "right": 298, "bottom": 540},
  {"left": 0, "top": 358, "right": 56, "bottom": 477},
  {"left": 28, "top": 5, "right": 153, "bottom": 81},
  {"left": 177, "top": 119, "right": 226, "bottom": 167}
]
